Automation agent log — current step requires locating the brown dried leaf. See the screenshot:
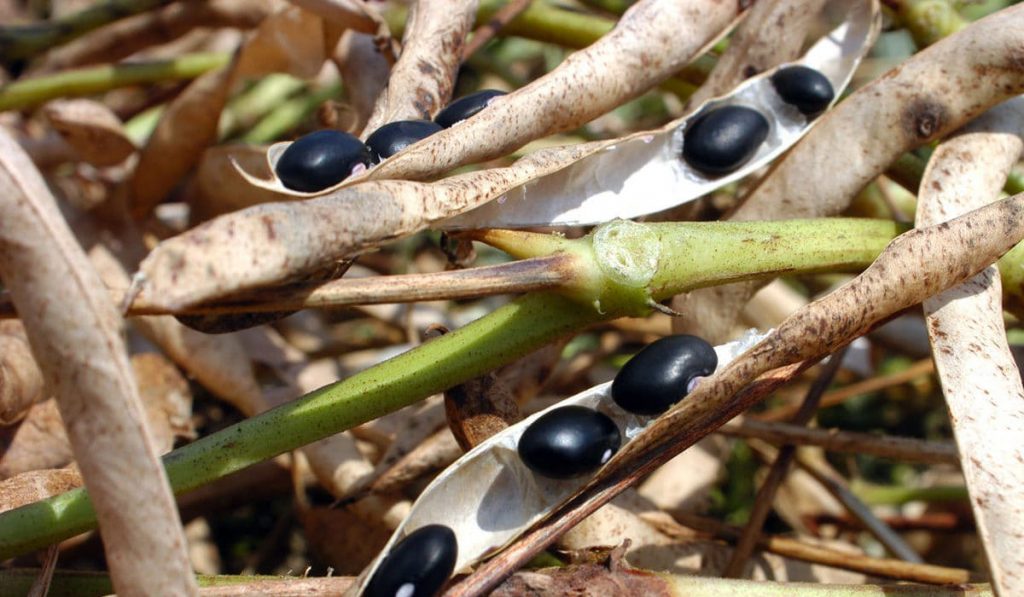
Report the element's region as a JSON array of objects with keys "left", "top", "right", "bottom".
[
  {"left": 0, "top": 321, "right": 45, "bottom": 425},
  {"left": 0, "top": 130, "right": 195, "bottom": 595},
  {"left": 362, "top": 0, "right": 476, "bottom": 132},
  {"left": 917, "top": 99, "right": 1024, "bottom": 596},
  {"left": 129, "top": 65, "right": 234, "bottom": 221},
  {"left": 299, "top": 505, "right": 393, "bottom": 575},
  {"left": 42, "top": 99, "right": 135, "bottom": 167},
  {"left": 194, "top": 145, "right": 287, "bottom": 220},
  {"left": 289, "top": 0, "right": 386, "bottom": 35},
  {"left": 232, "top": 6, "right": 326, "bottom": 81},
  {"left": 0, "top": 468, "right": 82, "bottom": 514},
  {"left": 674, "top": 5, "right": 1024, "bottom": 341},
  {"left": 0, "top": 400, "right": 72, "bottom": 479}
]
